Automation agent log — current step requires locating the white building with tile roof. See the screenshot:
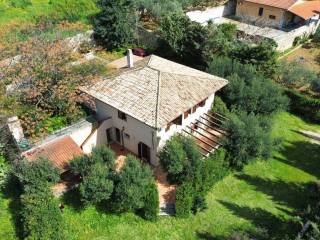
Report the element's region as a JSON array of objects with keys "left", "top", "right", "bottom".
[{"left": 81, "top": 52, "right": 228, "bottom": 166}]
